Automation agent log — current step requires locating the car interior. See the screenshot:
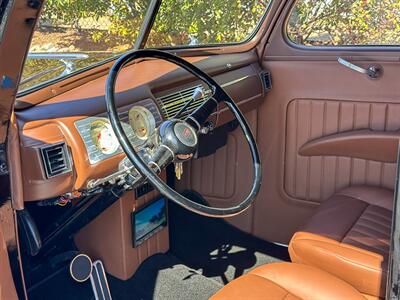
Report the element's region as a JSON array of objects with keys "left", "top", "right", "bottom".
[{"left": 0, "top": 0, "right": 399, "bottom": 299}]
